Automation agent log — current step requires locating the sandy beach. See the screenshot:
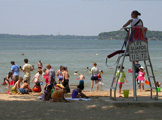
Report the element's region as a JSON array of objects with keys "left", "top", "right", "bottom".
[{"left": 0, "top": 89, "right": 162, "bottom": 120}]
